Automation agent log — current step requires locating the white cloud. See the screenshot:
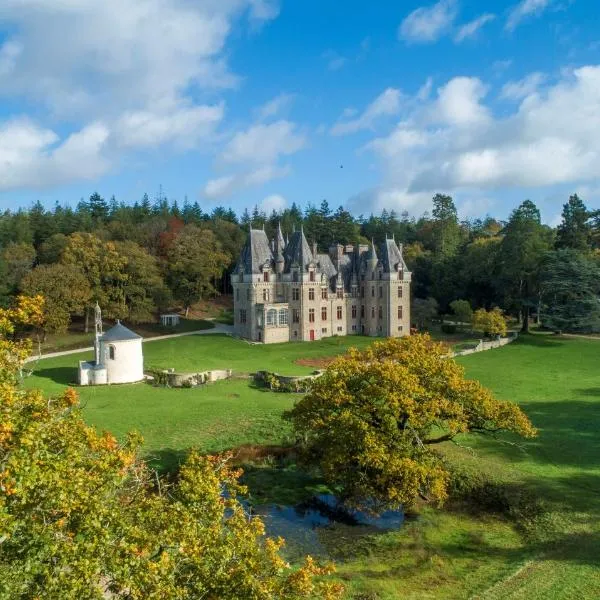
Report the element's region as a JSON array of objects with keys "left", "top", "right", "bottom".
[
  {"left": 322, "top": 50, "right": 348, "bottom": 71},
  {"left": 0, "top": 118, "right": 110, "bottom": 191},
  {"left": 454, "top": 13, "right": 496, "bottom": 42},
  {"left": 399, "top": 0, "right": 458, "bottom": 44},
  {"left": 506, "top": 0, "right": 551, "bottom": 31},
  {"left": 204, "top": 165, "right": 290, "bottom": 198},
  {"left": 220, "top": 120, "right": 306, "bottom": 164},
  {"left": 331, "top": 88, "right": 402, "bottom": 136},
  {"left": 358, "top": 65, "right": 600, "bottom": 215},
  {"left": 417, "top": 77, "right": 434, "bottom": 101},
  {"left": 256, "top": 93, "right": 295, "bottom": 121},
  {"left": 500, "top": 72, "right": 547, "bottom": 100},
  {"left": 260, "top": 193, "right": 287, "bottom": 213}
]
